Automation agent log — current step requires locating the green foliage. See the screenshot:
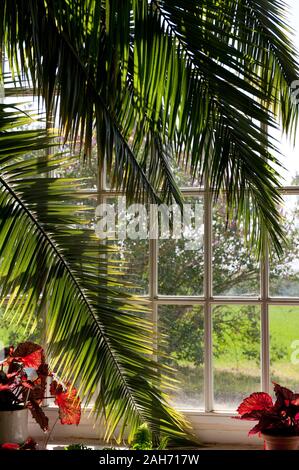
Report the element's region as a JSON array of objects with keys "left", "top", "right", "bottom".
[
  {"left": 131, "top": 424, "right": 169, "bottom": 450},
  {"left": 1, "top": 0, "right": 299, "bottom": 256},
  {"left": 0, "top": 103, "right": 191, "bottom": 444},
  {"left": 64, "top": 443, "right": 93, "bottom": 450},
  {"left": 0, "top": 0, "right": 299, "bottom": 436},
  {"left": 131, "top": 424, "right": 153, "bottom": 450}
]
